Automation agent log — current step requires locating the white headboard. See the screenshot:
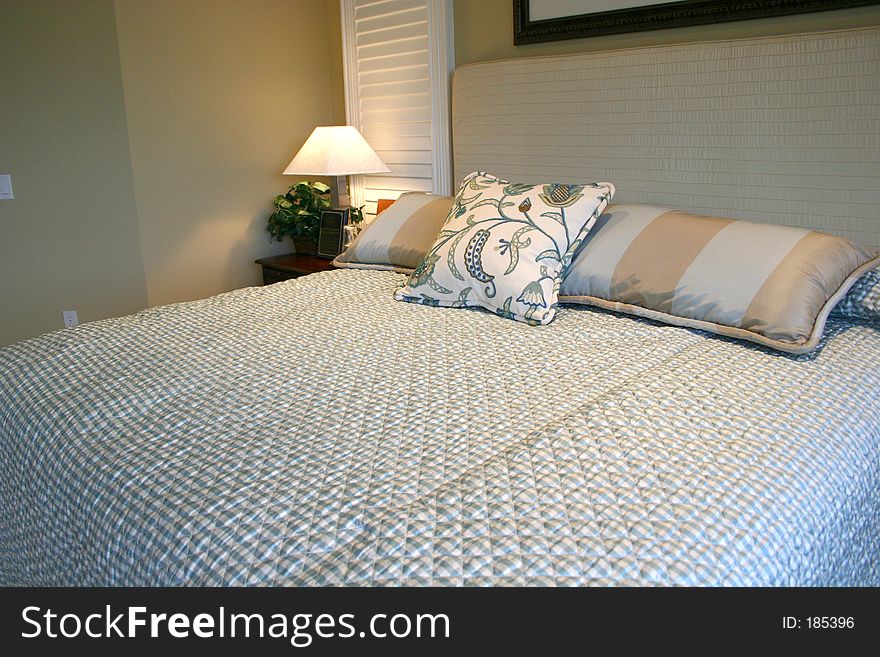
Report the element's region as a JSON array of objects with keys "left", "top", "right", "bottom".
[{"left": 452, "top": 28, "right": 880, "bottom": 248}]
